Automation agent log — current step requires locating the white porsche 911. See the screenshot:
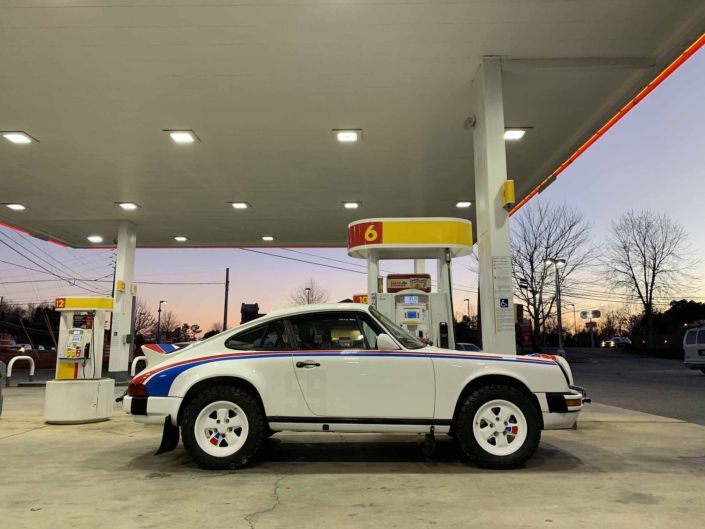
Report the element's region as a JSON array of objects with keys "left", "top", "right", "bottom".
[{"left": 122, "top": 304, "right": 587, "bottom": 470}]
